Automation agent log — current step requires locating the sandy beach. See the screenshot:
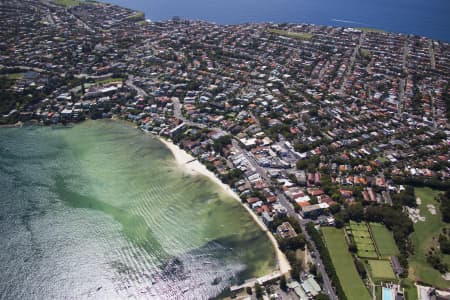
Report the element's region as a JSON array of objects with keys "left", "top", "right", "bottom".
[{"left": 157, "top": 137, "right": 291, "bottom": 275}]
